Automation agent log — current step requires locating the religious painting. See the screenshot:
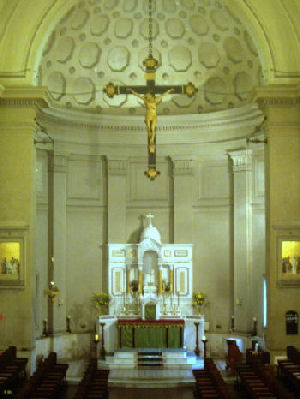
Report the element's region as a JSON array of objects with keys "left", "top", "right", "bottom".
[
  {"left": 175, "top": 267, "right": 189, "bottom": 295},
  {"left": 111, "top": 267, "right": 125, "bottom": 295},
  {"left": 0, "top": 239, "right": 24, "bottom": 287},
  {"left": 278, "top": 237, "right": 300, "bottom": 286}
]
